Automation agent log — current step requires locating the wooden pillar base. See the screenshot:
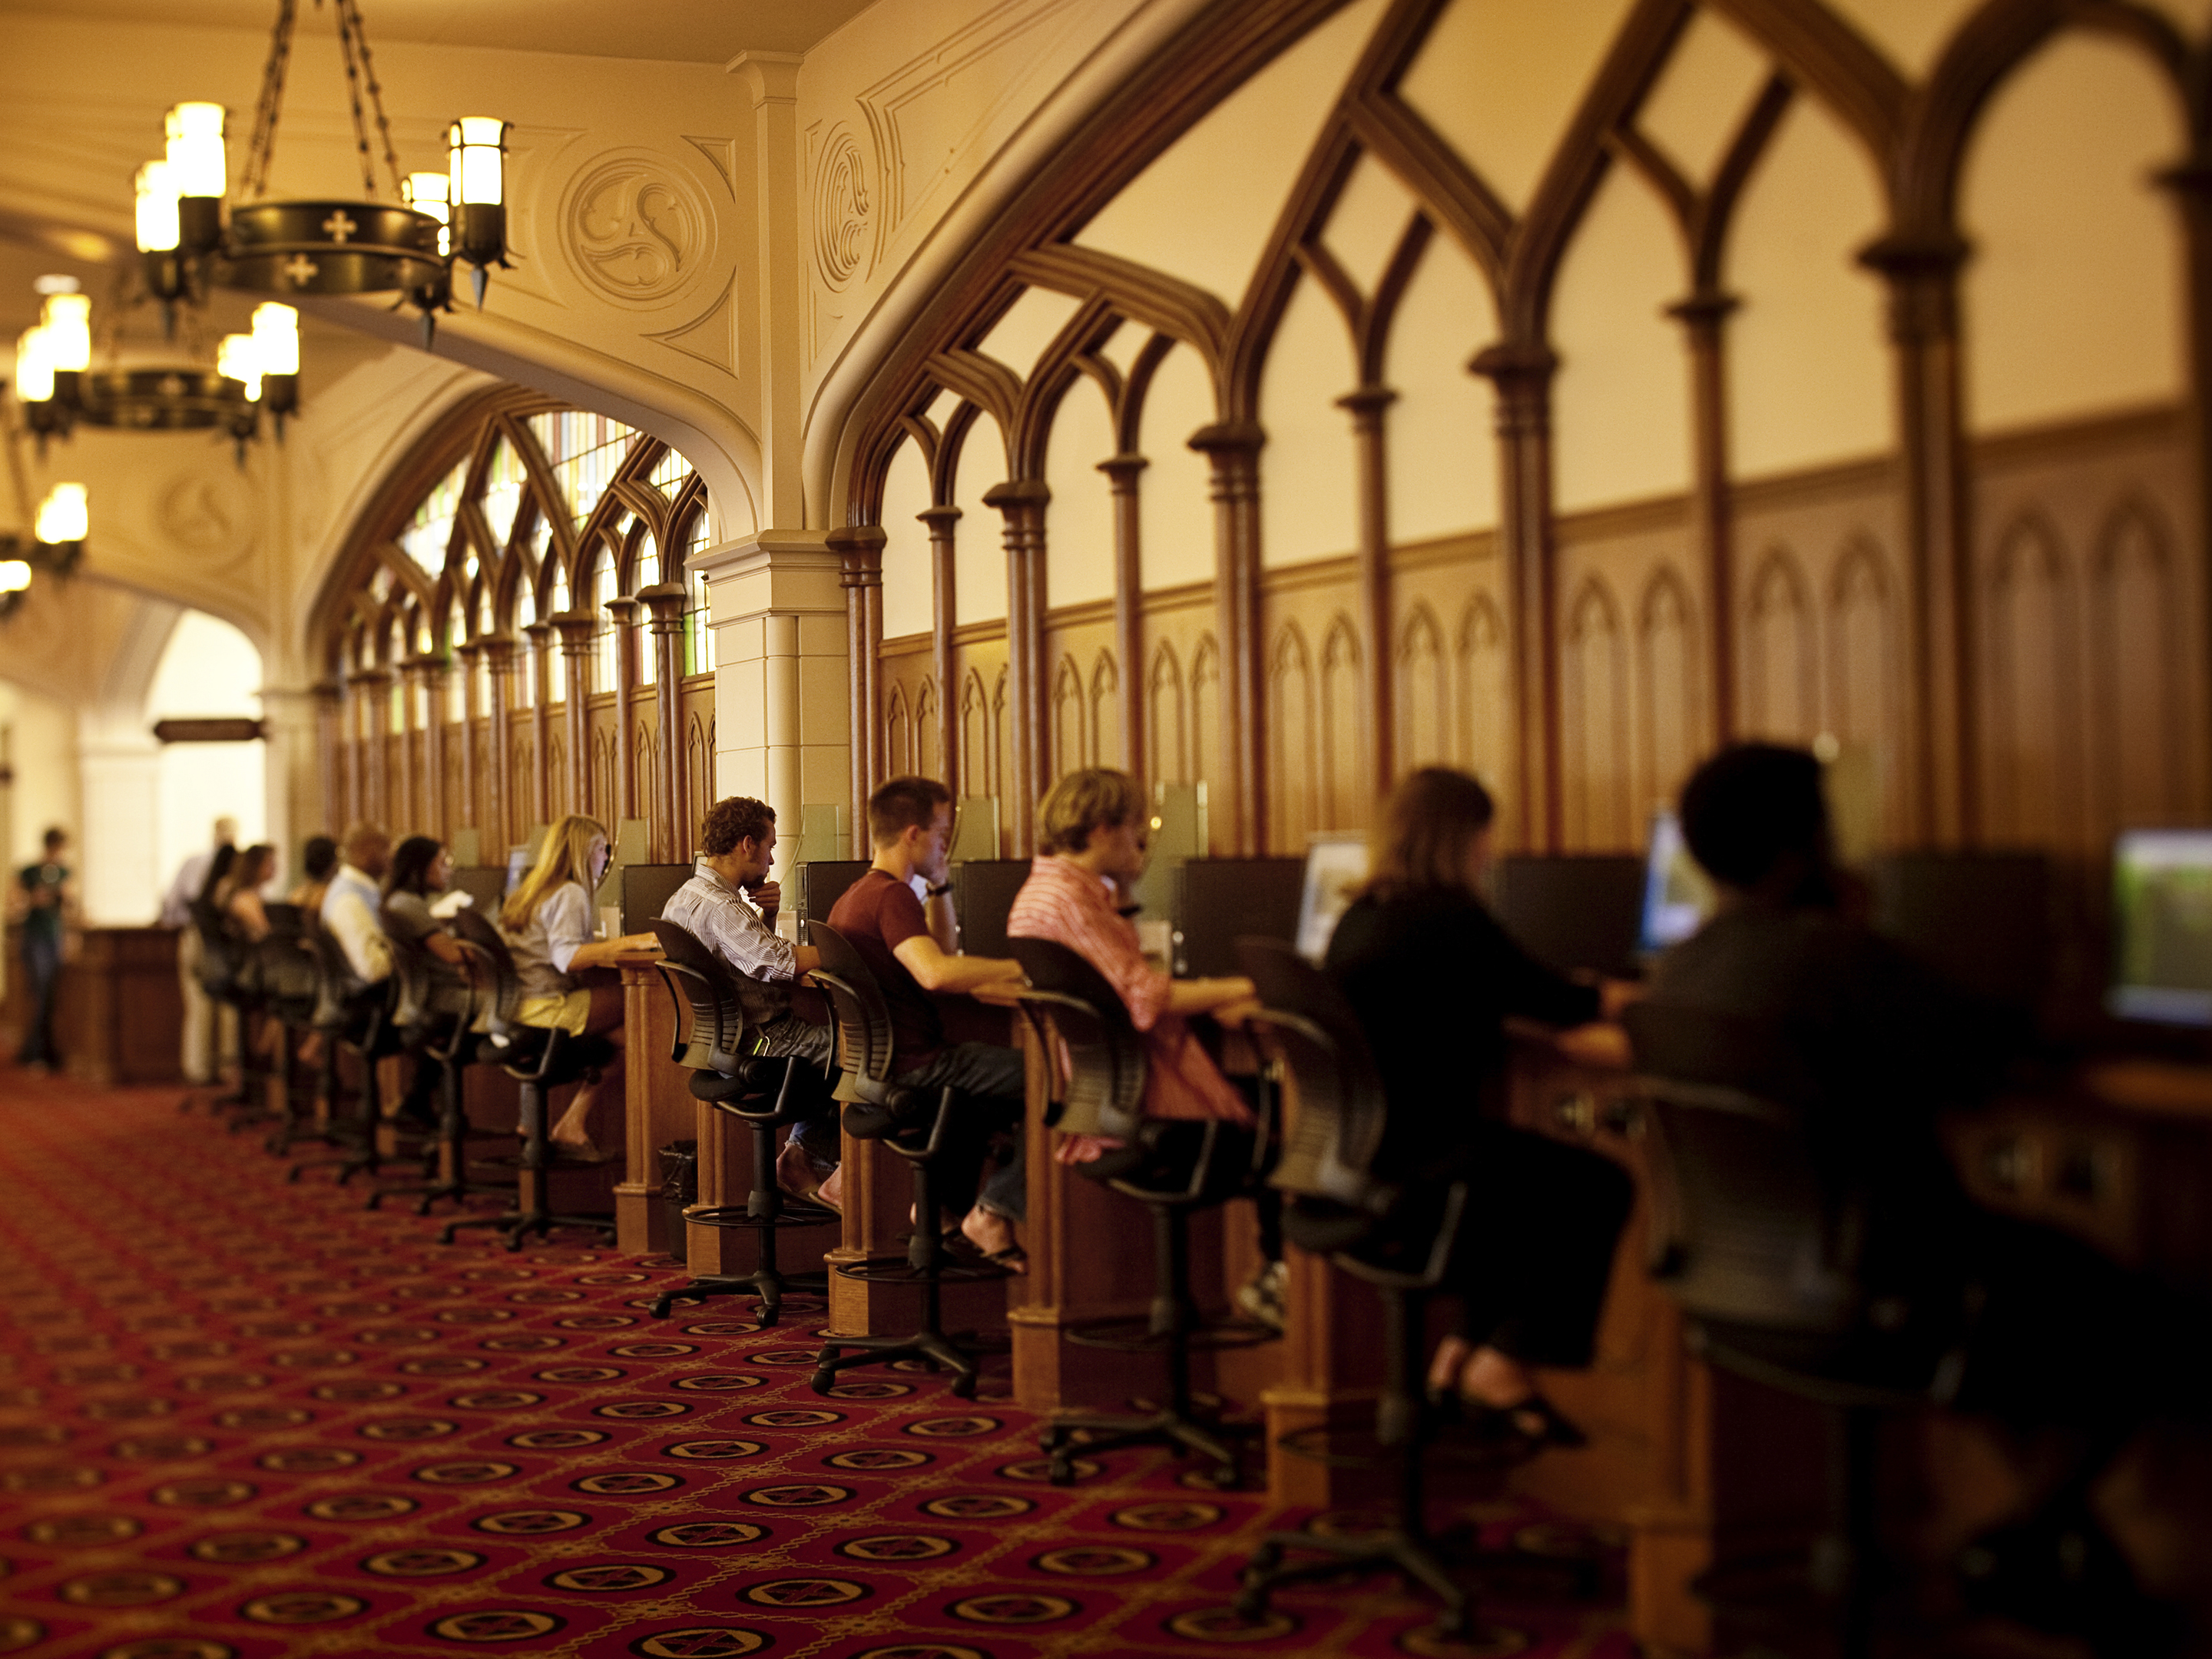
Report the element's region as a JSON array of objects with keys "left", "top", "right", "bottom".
[{"left": 1624, "top": 1504, "right": 1715, "bottom": 1659}]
